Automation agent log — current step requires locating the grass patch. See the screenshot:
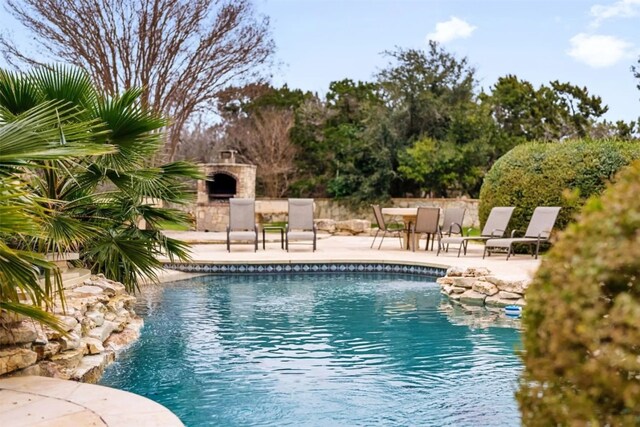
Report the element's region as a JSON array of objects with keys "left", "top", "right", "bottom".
[{"left": 157, "top": 221, "right": 191, "bottom": 231}]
